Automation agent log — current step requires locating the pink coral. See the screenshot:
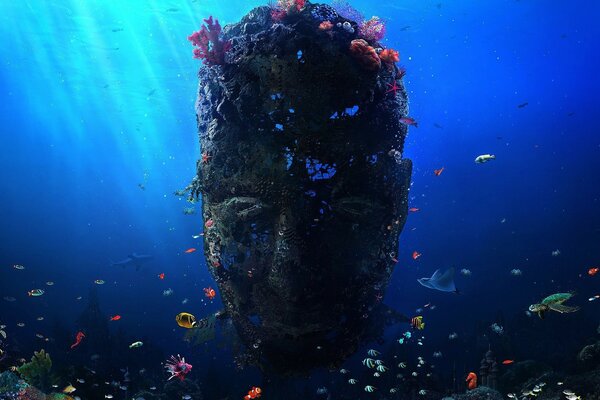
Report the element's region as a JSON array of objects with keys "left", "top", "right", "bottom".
[
  {"left": 349, "top": 39, "right": 381, "bottom": 71},
  {"left": 187, "top": 16, "right": 231, "bottom": 65},
  {"left": 270, "top": 0, "right": 305, "bottom": 21},
  {"left": 359, "top": 16, "right": 386, "bottom": 42},
  {"left": 318, "top": 21, "right": 334, "bottom": 31}
]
